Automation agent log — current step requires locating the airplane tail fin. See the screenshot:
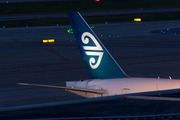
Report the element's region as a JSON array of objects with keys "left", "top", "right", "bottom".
[{"left": 67, "top": 11, "right": 128, "bottom": 79}]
